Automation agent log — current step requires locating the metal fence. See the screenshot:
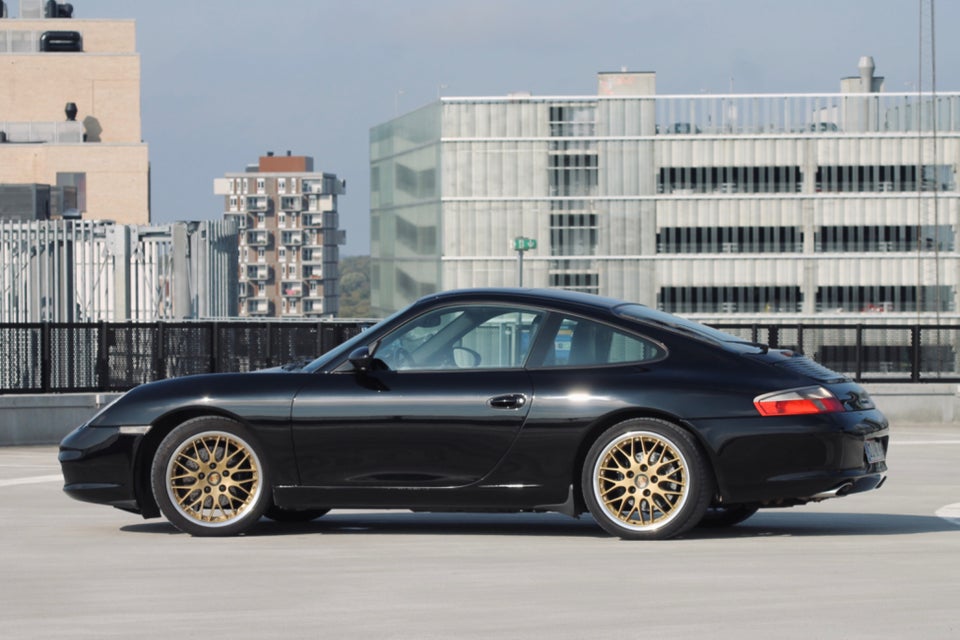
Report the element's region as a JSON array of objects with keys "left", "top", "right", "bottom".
[
  {"left": 0, "top": 320, "right": 372, "bottom": 394},
  {"left": 0, "top": 320, "right": 956, "bottom": 394}
]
